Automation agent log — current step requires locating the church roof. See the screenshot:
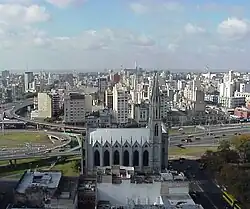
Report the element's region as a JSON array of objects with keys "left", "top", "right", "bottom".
[{"left": 89, "top": 128, "right": 150, "bottom": 146}]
